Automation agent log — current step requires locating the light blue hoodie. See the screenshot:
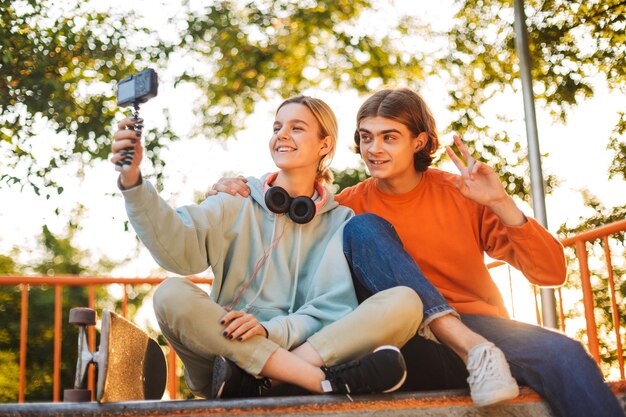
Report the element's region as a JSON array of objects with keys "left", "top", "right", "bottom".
[{"left": 122, "top": 173, "right": 358, "bottom": 350}]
